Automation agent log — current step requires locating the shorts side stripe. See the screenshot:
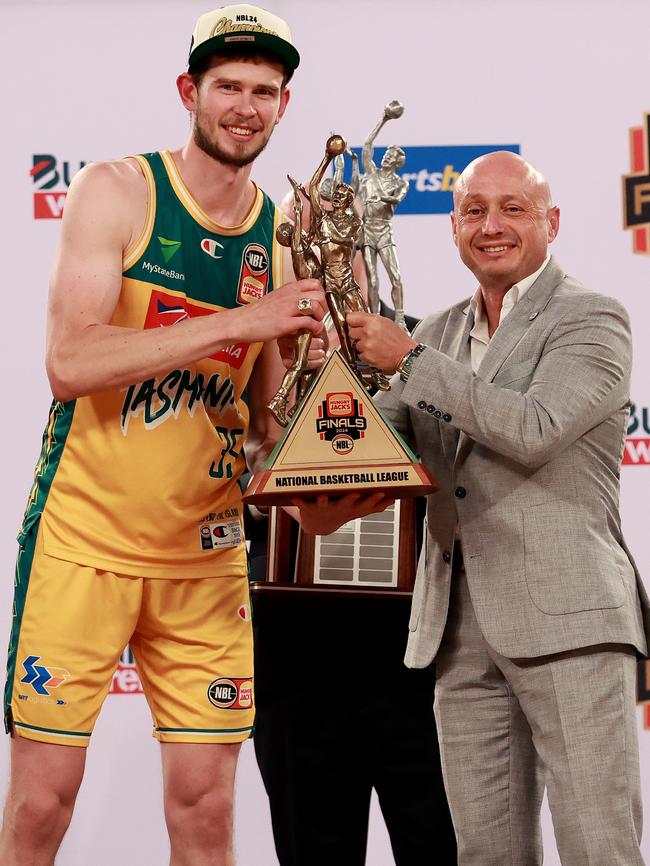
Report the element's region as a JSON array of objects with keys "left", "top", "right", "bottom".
[
  {"left": 5, "top": 401, "right": 75, "bottom": 728},
  {"left": 14, "top": 721, "right": 91, "bottom": 739},
  {"left": 4, "top": 529, "right": 39, "bottom": 724}
]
